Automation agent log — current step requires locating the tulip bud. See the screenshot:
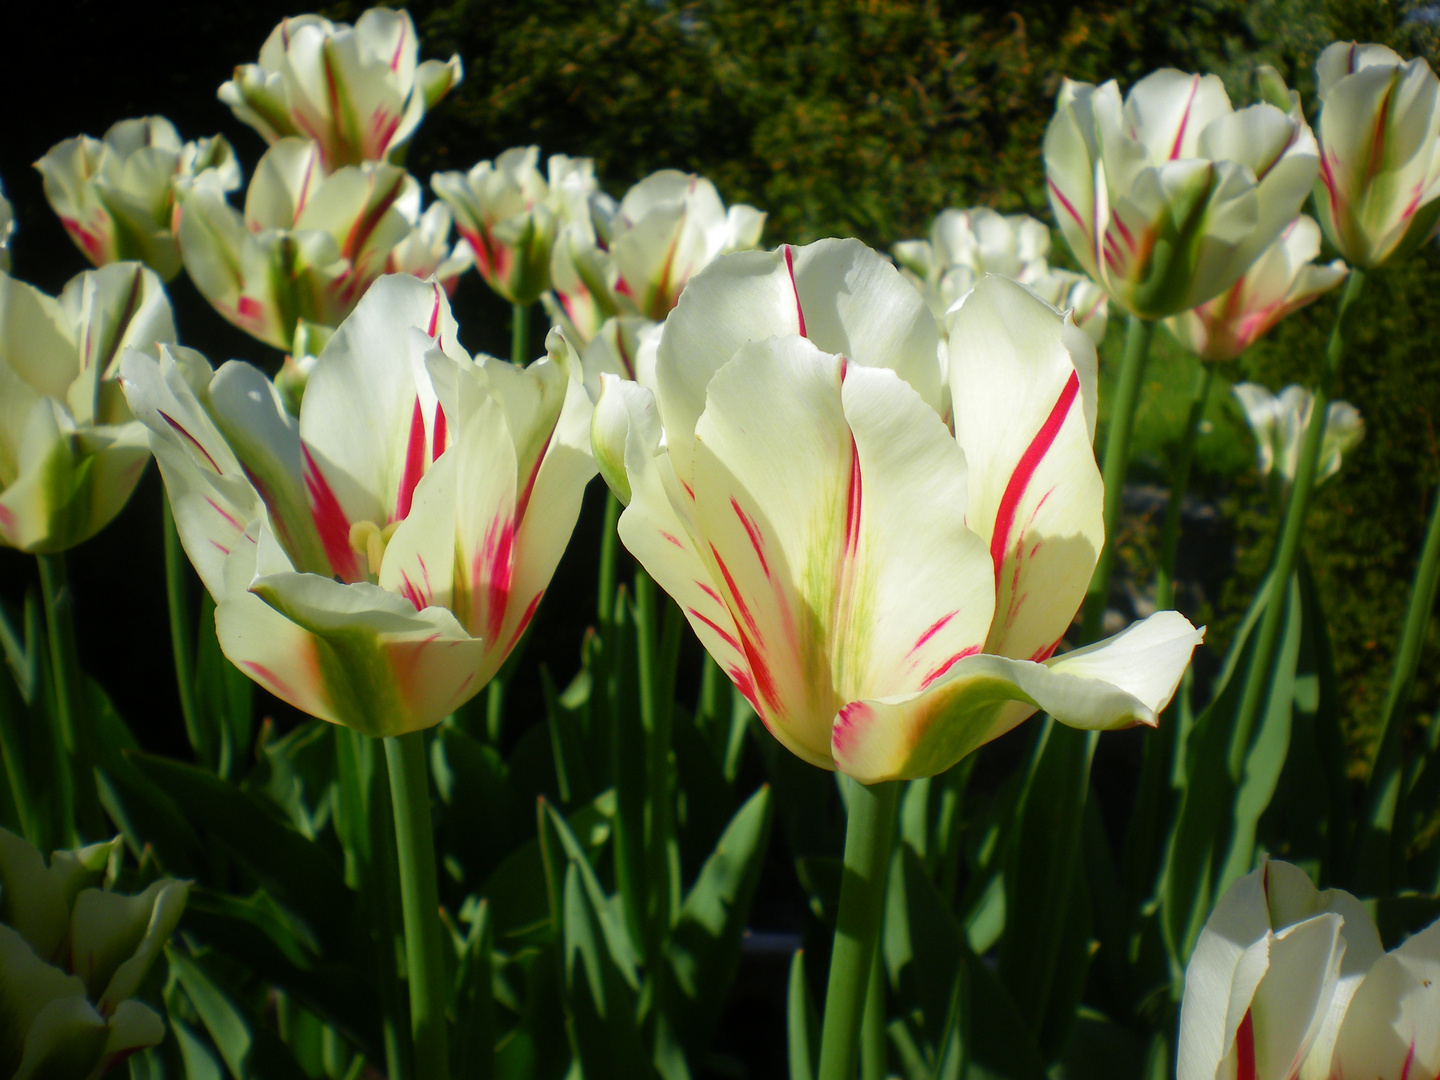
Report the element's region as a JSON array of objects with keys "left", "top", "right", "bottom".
[
  {"left": 384, "top": 202, "right": 475, "bottom": 295},
  {"left": 1232, "top": 383, "right": 1363, "bottom": 487},
  {"left": 1178, "top": 861, "right": 1380, "bottom": 1080},
  {"left": 1164, "top": 216, "right": 1346, "bottom": 361},
  {"left": 0, "top": 828, "right": 189, "bottom": 1080},
  {"left": 0, "top": 262, "right": 174, "bottom": 552},
  {"left": 432, "top": 148, "right": 595, "bottom": 305},
  {"left": 178, "top": 138, "right": 416, "bottom": 351},
  {"left": 218, "top": 8, "right": 463, "bottom": 170},
  {"left": 1045, "top": 69, "right": 1318, "bottom": 318},
  {"left": 1313, "top": 42, "right": 1440, "bottom": 268},
  {"left": 34, "top": 117, "right": 239, "bottom": 281}
]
